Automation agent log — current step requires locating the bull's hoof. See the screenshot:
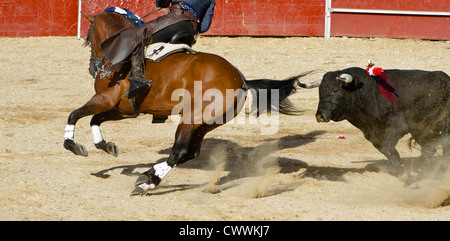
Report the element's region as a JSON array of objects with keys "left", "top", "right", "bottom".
[
  {"left": 403, "top": 175, "right": 420, "bottom": 190},
  {"left": 433, "top": 162, "right": 448, "bottom": 181},
  {"left": 405, "top": 181, "right": 420, "bottom": 190},
  {"left": 64, "top": 139, "right": 88, "bottom": 157}
]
